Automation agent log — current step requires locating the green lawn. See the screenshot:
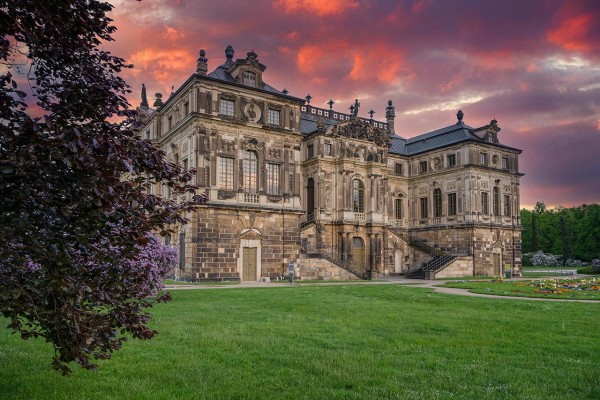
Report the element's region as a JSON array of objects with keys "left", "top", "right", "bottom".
[
  {"left": 442, "top": 280, "right": 600, "bottom": 300},
  {"left": 2, "top": 285, "right": 599, "bottom": 399}
]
